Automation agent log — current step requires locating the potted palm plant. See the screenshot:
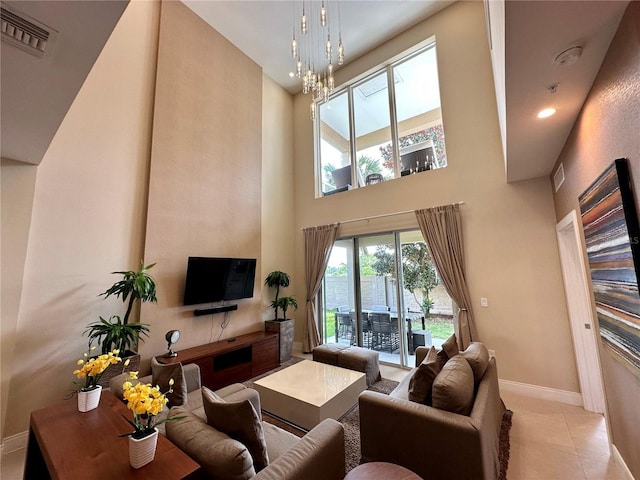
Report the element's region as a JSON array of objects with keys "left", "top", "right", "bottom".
[
  {"left": 85, "top": 262, "right": 157, "bottom": 385},
  {"left": 264, "top": 271, "right": 296, "bottom": 363}
]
